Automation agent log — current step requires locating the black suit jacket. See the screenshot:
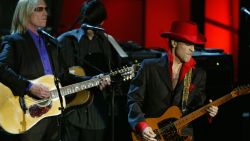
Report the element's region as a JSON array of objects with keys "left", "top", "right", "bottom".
[
  {"left": 0, "top": 31, "right": 62, "bottom": 96},
  {"left": 127, "top": 54, "right": 207, "bottom": 130},
  {"left": 57, "top": 28, "right": 121, "bottom": 129}
]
